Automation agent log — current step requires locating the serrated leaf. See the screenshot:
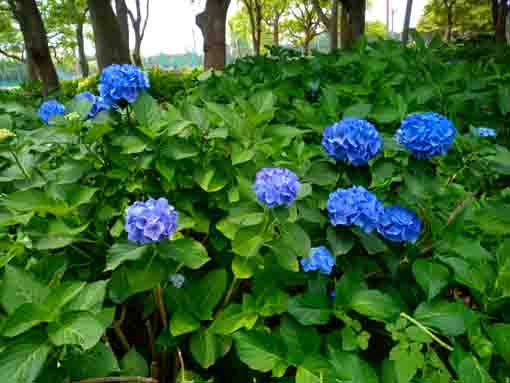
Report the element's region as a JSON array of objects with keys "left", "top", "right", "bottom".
[
  {"left": 105, "top": 242, "right": 149, "bottom": 272},
  {"left": 413, "top": 260, "right": 450, "bottom": 300},
  {"left": 190, "top": 328, "right": 231, "bottom": 369},
  {"left": 350, "top": 290, "right": 401, "bottom": 321},
  {"left": 233, "top": 330, "right": 285, "bottom": 372},
  {"left": 48, "top": 312, "right": 105, "bottom": 350}
]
